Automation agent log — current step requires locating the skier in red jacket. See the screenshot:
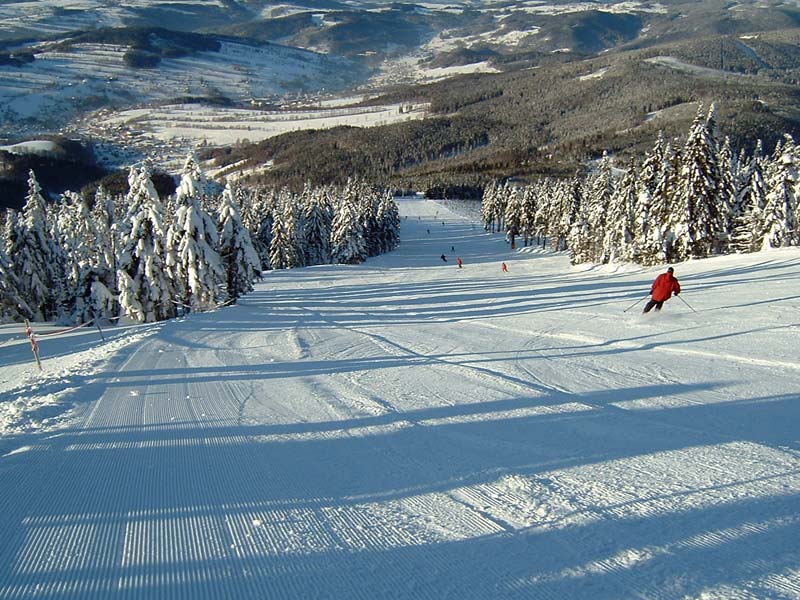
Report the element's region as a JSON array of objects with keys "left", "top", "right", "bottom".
[{"left": 643, "top": 267, "right": 681, "bottom": 313}]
